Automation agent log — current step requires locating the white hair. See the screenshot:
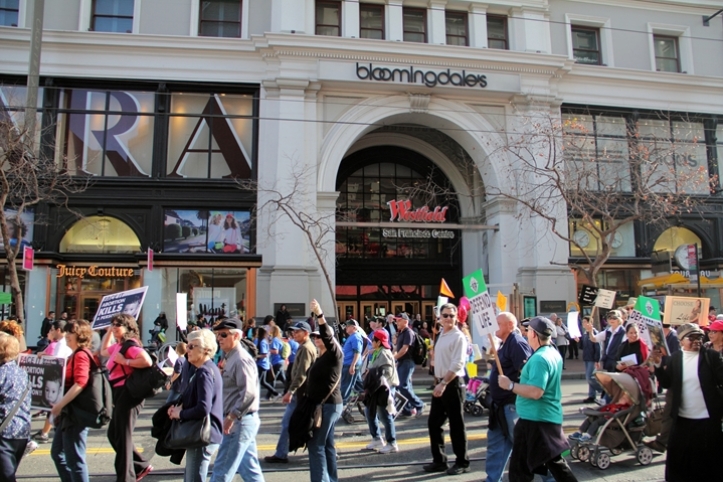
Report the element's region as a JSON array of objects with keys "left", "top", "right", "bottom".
[{"left": 188, "top": 329, "right": 218, "bottom": 358}]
